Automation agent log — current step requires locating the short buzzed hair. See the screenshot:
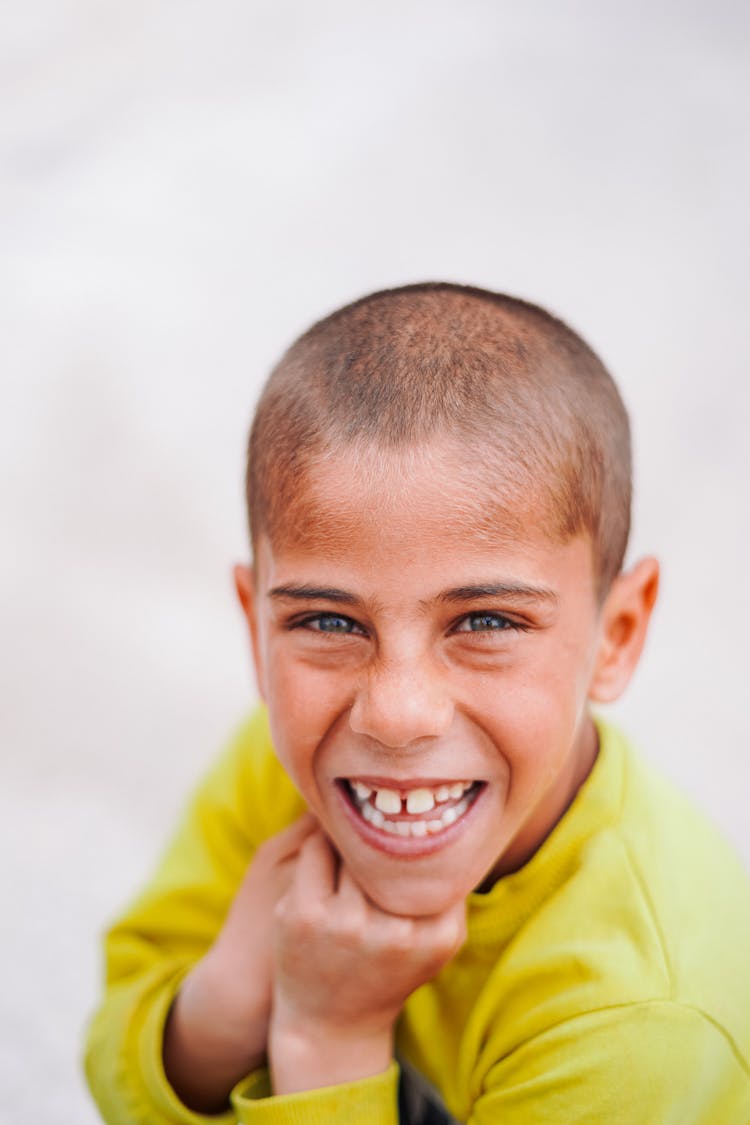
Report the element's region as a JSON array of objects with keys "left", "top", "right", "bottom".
[{"left": 246, "top": 283, "right": 631, "bottom": 596}]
